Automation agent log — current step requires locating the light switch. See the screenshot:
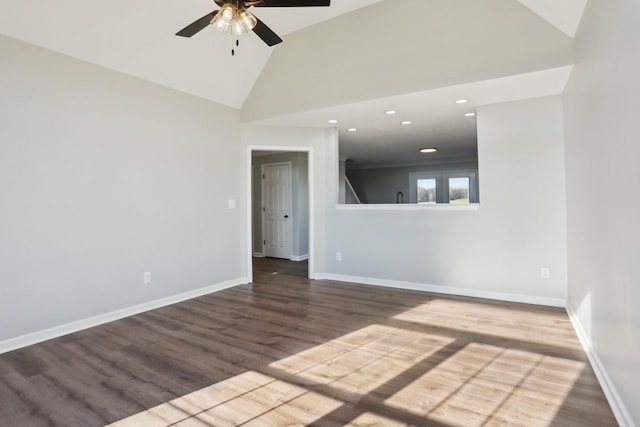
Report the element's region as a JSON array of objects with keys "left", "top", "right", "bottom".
[{"left": 228, "top": 199, "right": 236, "bottom": 209}]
